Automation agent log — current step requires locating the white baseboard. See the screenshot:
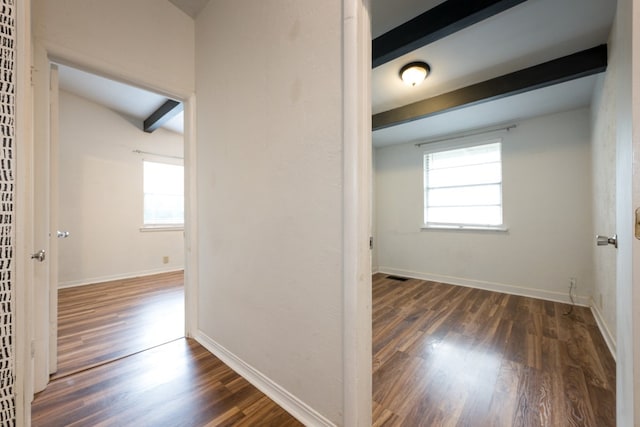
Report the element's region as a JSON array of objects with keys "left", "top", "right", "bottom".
[
  {"left": 377, "top": 267, "right": 591, "bottom": 306},
  {"left": 377, "top": 267, "right": 620, "bottom": 361},
  {"left": 194, "top": 330, "right": 335, "bottom": 427},
  {"left": 589, "top": 299, "right": 617, "bottom": 361},
  {"left": 58, "top": 267, "right": 184, "bottom": 288}
]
